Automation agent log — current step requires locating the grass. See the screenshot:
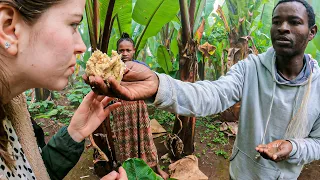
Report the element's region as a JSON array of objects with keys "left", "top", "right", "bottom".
[{"left": 195, "top": 116, "right": 230, "bottom": 159}]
